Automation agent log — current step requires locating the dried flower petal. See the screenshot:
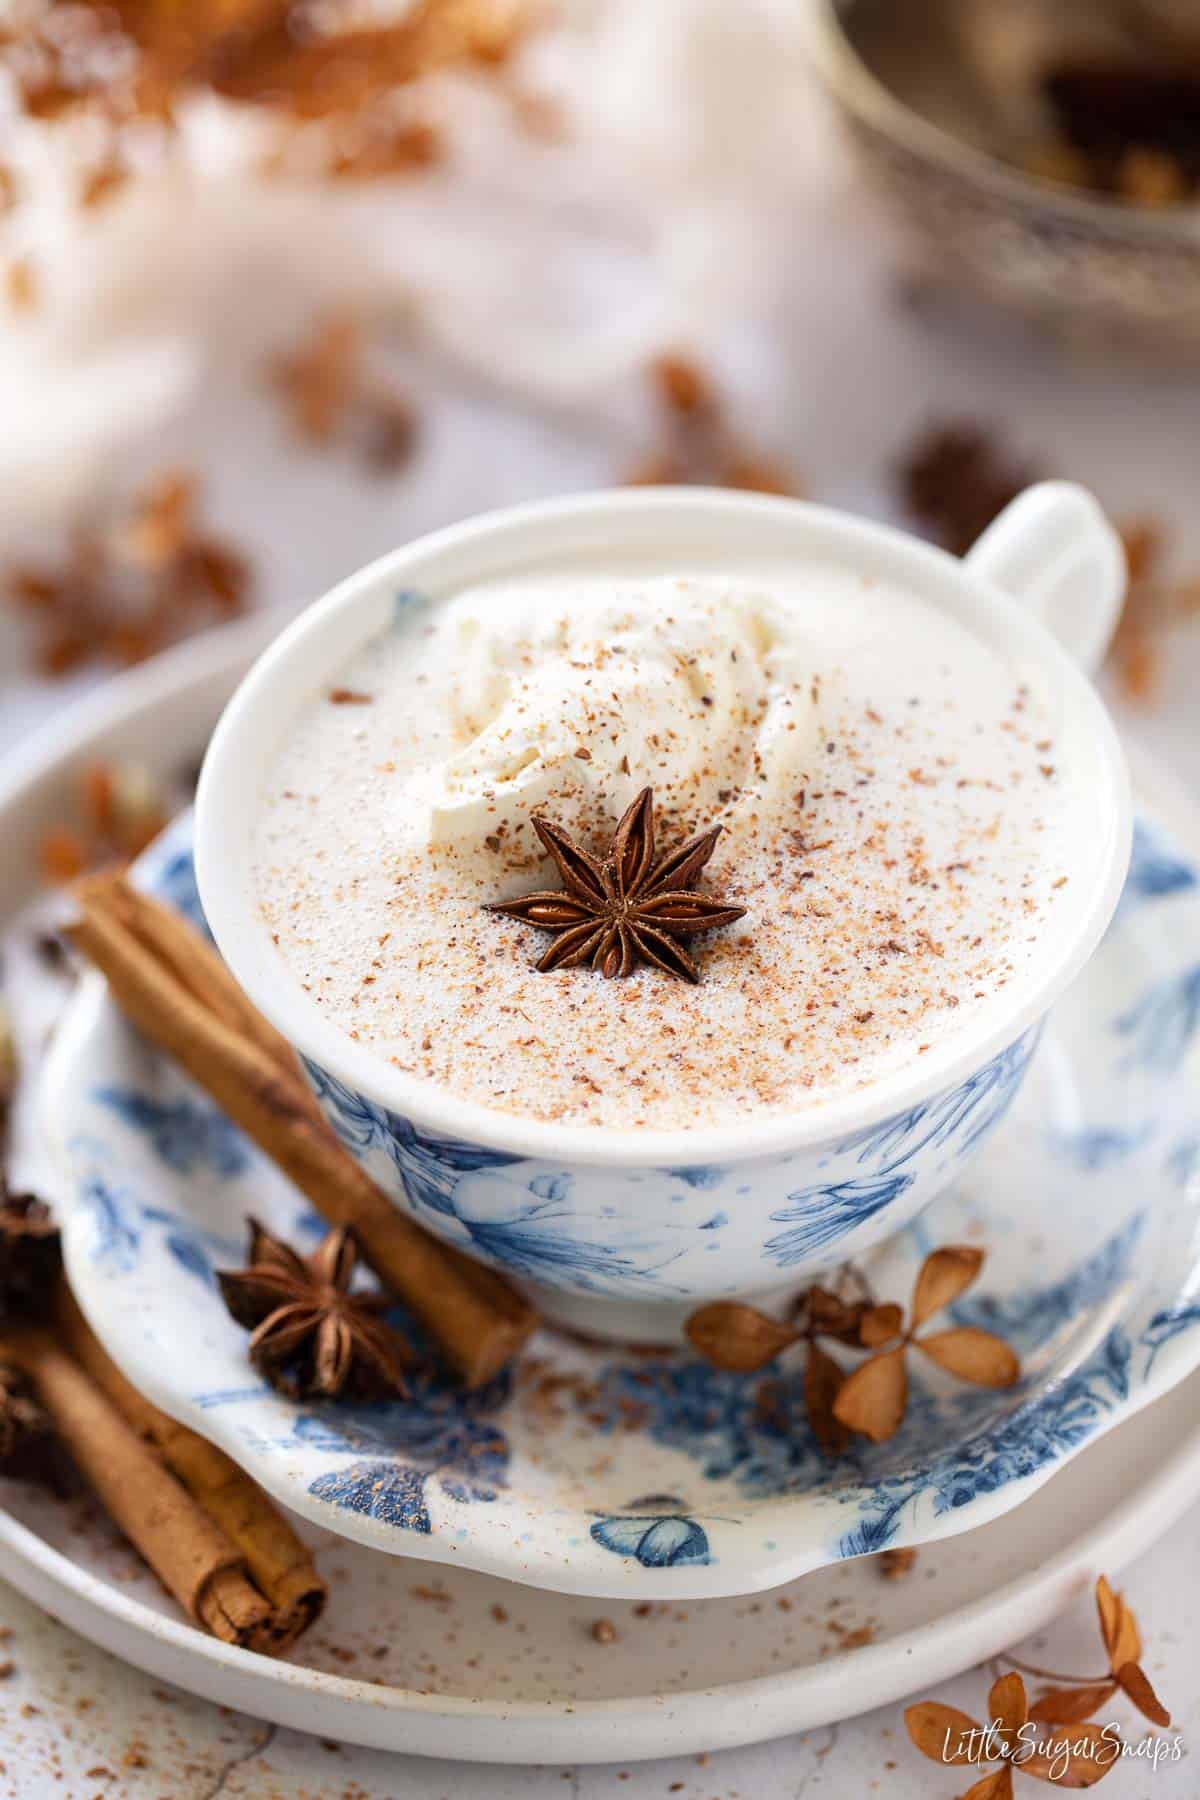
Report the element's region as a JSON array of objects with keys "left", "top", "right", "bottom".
[
  {"left": 960, "top": 1769, "right": 1014, "bottom": 1800},
  {"left": 798, "top": 1281, "right": 871, "bottom": 1345},
  {"left": 1095, "top": 1576, "right": 1140, "bottom": 1671},
  {"left": 1028, "top": 1684, "right": 1117, "bottom": 1726},
  {"left": 1114, "top": 1660, "right": 1169, "bottom": 1728},
  {"left": 1019, "top": 1720, "right": 1119, "bottom": 1786},
  {"left": 804, "top": 1341, "right": 849, "bottom": 1457},
  {"left": 684, "top": 1302, "right": 797, "bottom": 1374},
  {"left": 910, "top": 1245, "right": 984, "bottom": 1328},
  {"left": 989, "top": 1670, "right": 1028, "bottom": 1738},
  {"left": 916, "top": 1327, "right": 1020, "bottom": 1388},
  {"left": 859, "top": 1303, "right": 904, "bottom": 1348},
  {"left": 904, "top": 1700, "right": 981, "bottom": 1766},
  {"left": 833, "top": 1345, "right": 908, "bottom": 1443}
]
